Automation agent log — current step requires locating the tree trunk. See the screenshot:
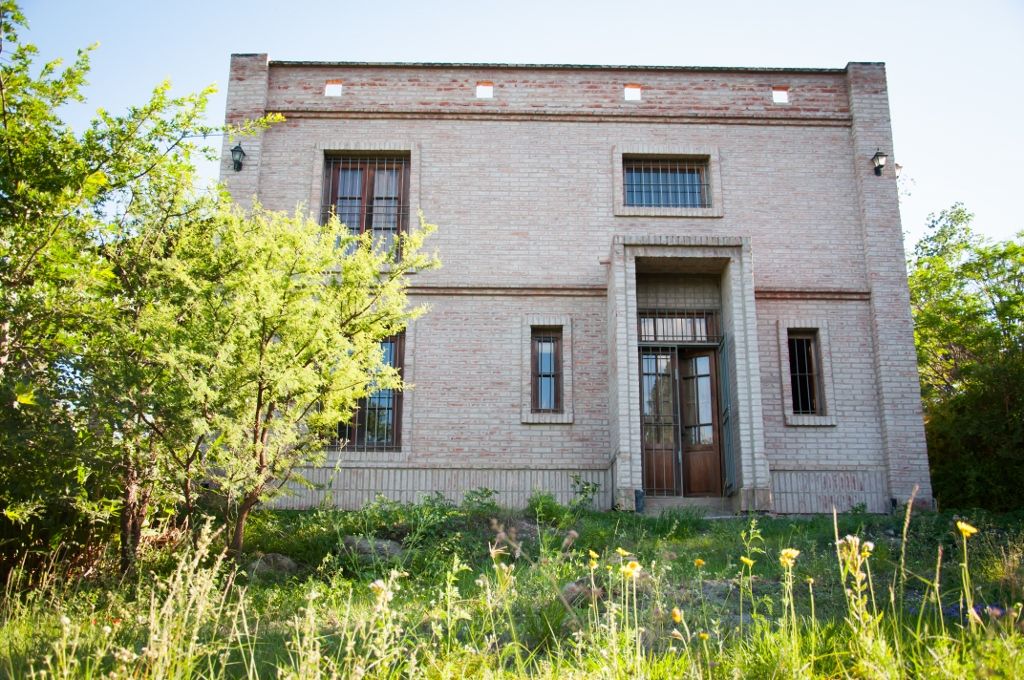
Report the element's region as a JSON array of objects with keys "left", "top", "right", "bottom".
[
  {"left": 228, "top": 494, "right": 258, "bottom": 556},
  {"left": 0, "top": 319, "right": 10, "bottom": 382},
  {"left": 119, "top": 458, "right": 148, "bottom": 575},
  {"left": 119, "top": 441, "right": 156, "bottom": 575}
]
